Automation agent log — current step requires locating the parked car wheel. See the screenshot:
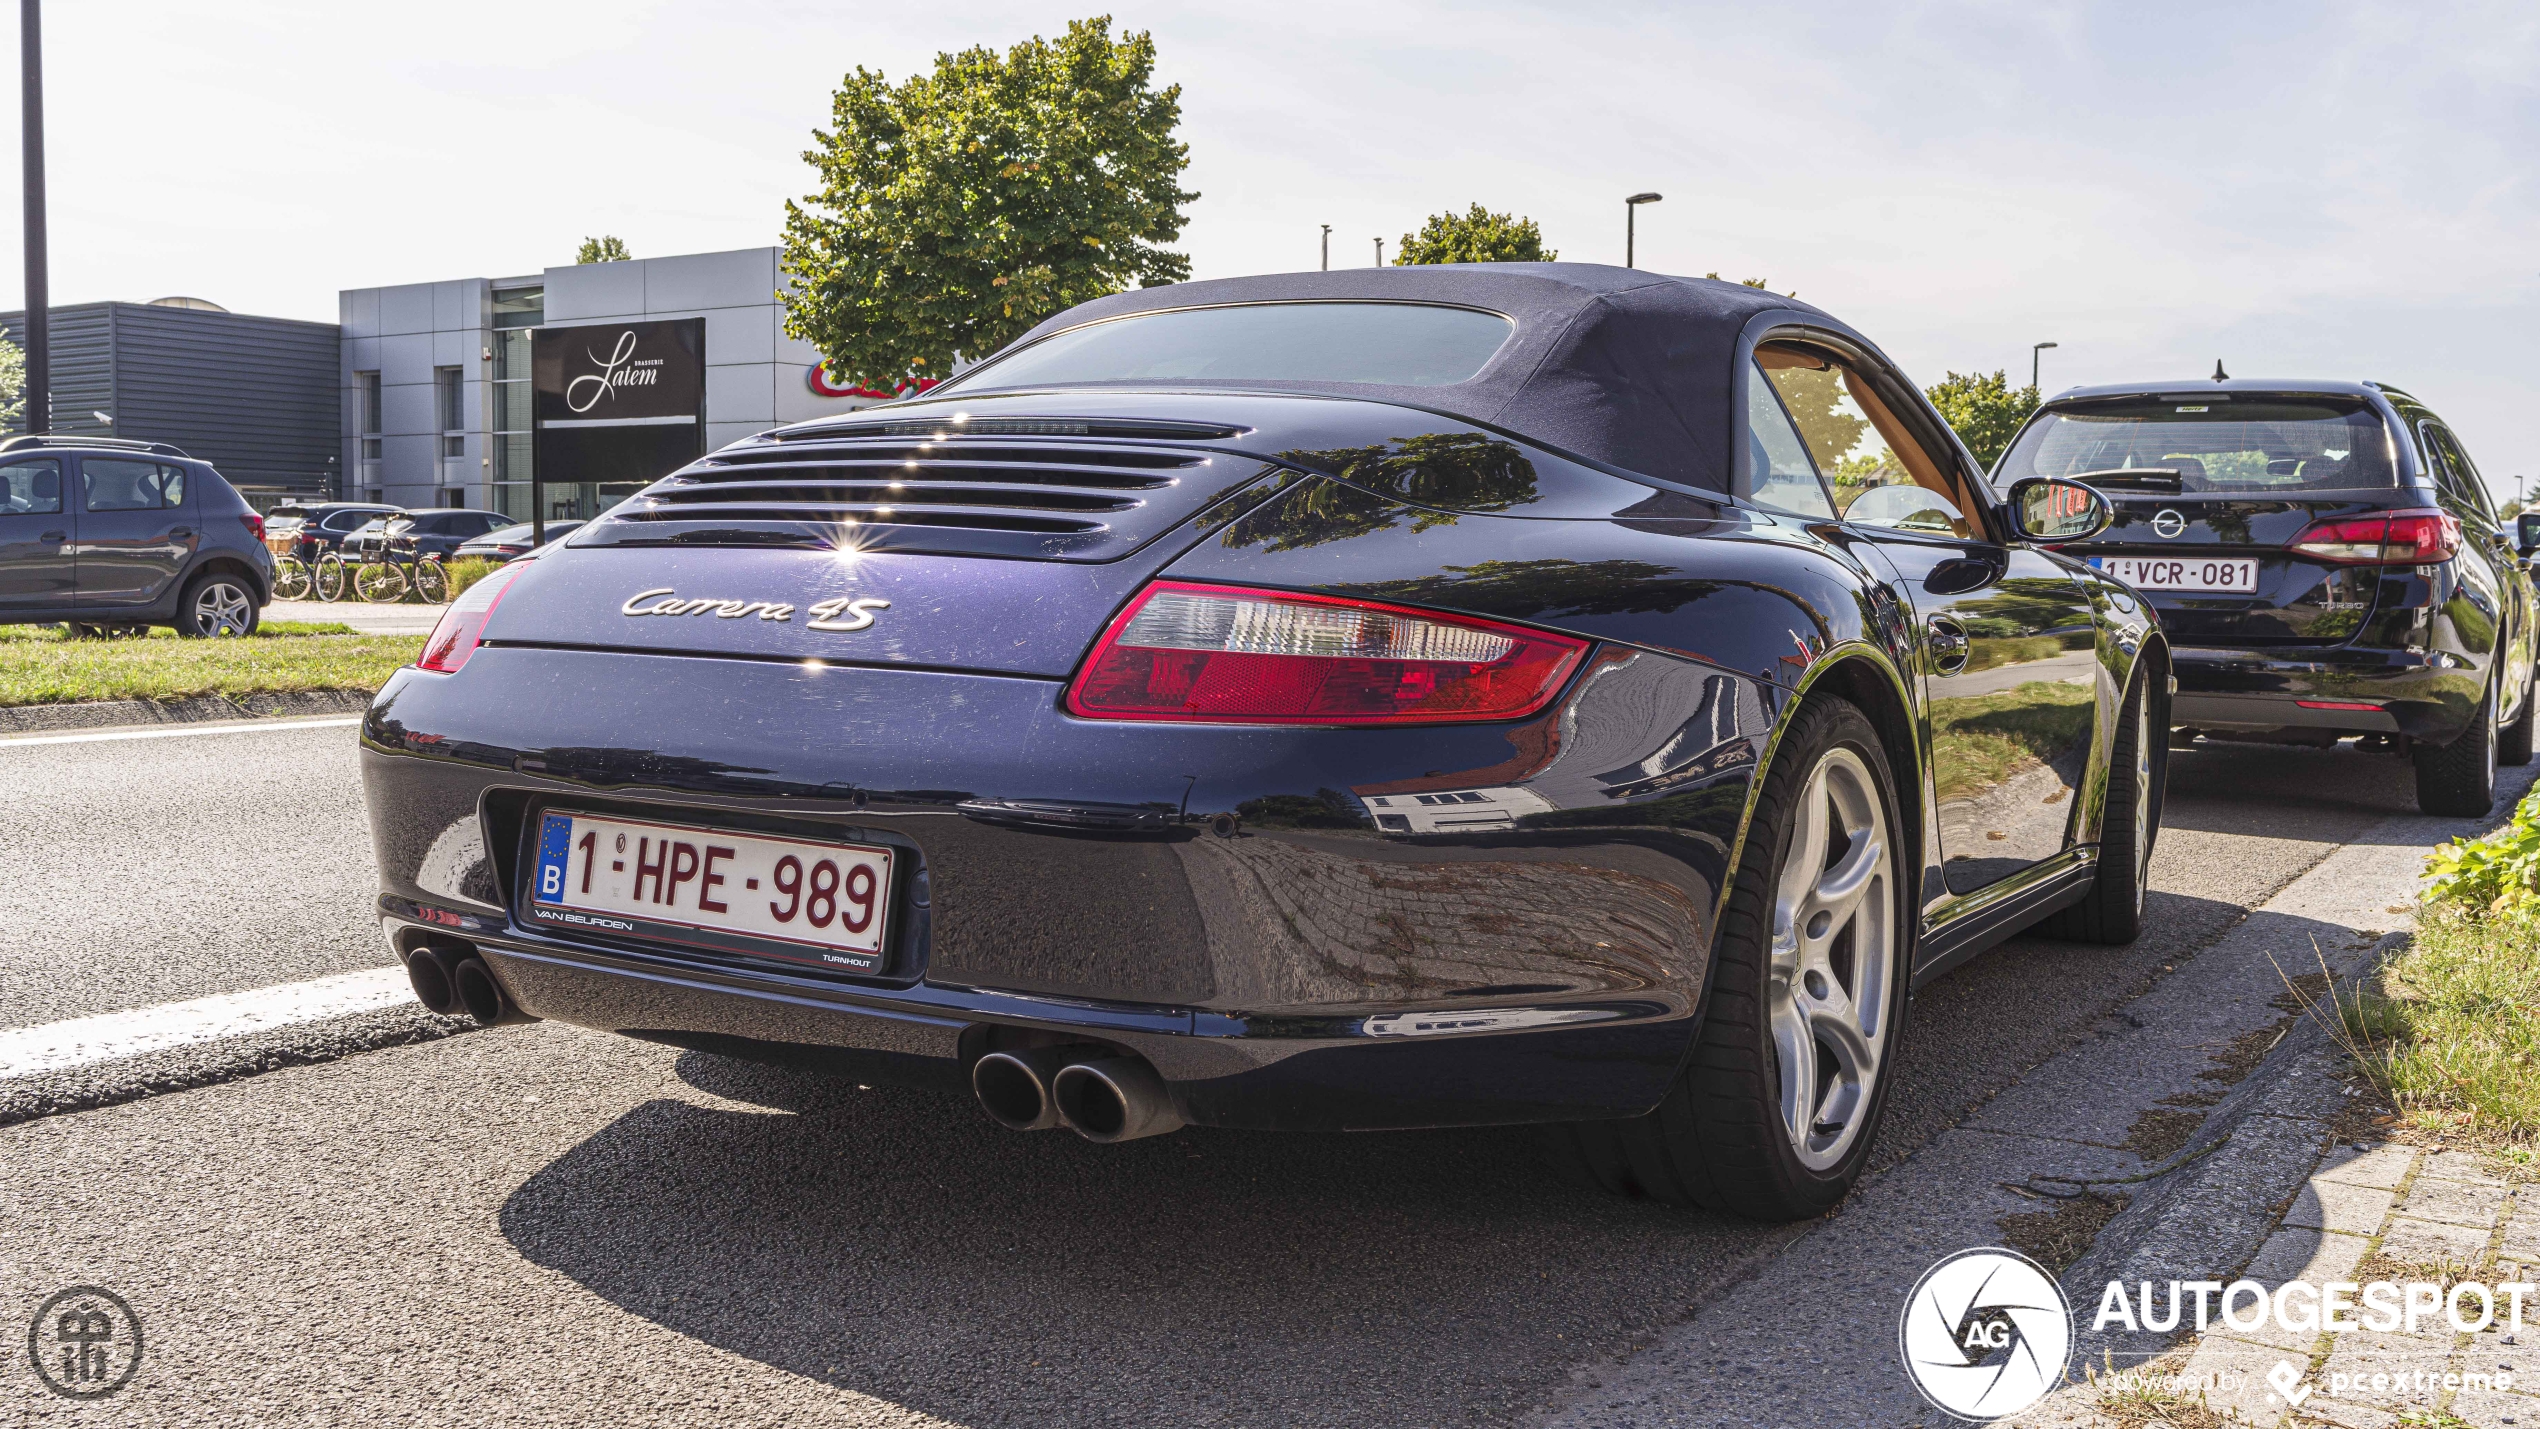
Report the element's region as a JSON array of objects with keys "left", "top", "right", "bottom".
[
  {"left": 2413, "top": 678, "right": 2498, "bottom": 817},
  {"left": 2499, "top": 670, "right": 2535, "bottom": 768},
  {"left": 2037, "top": 667, "right": 2161, "bottom": 945},
  {"left": 176, "top": 571, "right": 260, "bottom": 638},
  {"left": 1540, "top": 695, "right": 1909, "bottom": 1221}
]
